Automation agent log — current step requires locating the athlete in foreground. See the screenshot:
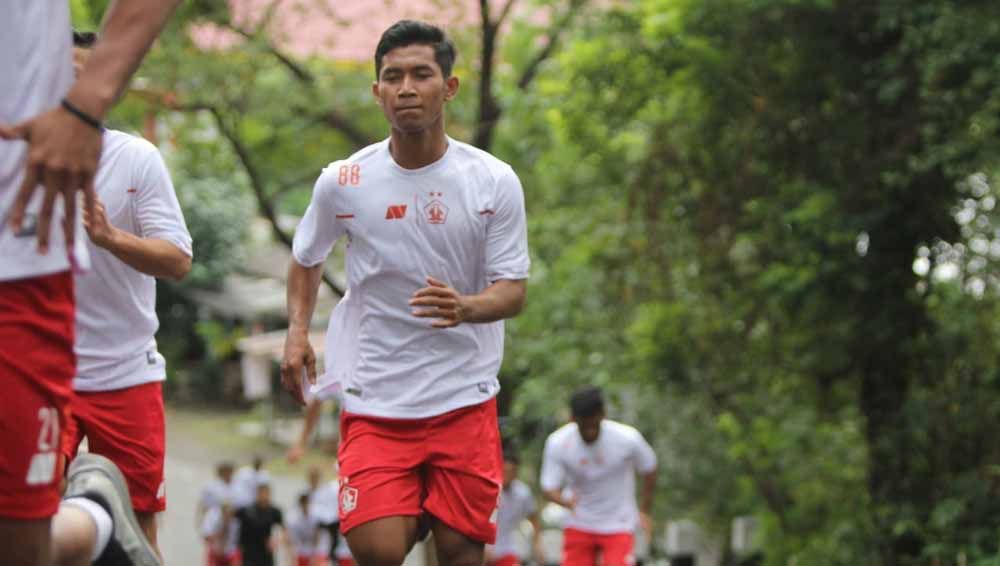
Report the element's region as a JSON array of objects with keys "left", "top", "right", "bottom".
[
  {"left": 540, "top": 387, "right": 658, "bottom": 566},
  {"left": 281, "top": 20, "right": 530, "bottom": 566},
  {"left": 63, "top": 31, "right": 193, "bottom": 555},
  {"left": 0, "top": 2, "right": 181, "bottom": 565}
]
